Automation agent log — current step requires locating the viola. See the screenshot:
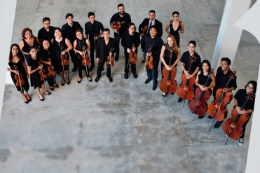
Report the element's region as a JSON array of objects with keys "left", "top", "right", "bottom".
[
  {"left": 38, "top": 62, "right": 47, "bottom": 82},
  {"left": 159, "top": 47, "right": 177, "bottom": 95},
  {"left": 81, "top": 45, "right": 90, "bottom": 66},
  {"left": 107, "top": 48, "right": 114, "bottom": 68},
  {"left": 145, "top": 45, "right": 154, "bottom": 69},
  {"left": 14, "top": 65, "right": 25, "bottom": 92},
  {"left": 222, "top": 93, "right": 254, "bottom": 145},
  {"left": 113, "top": 21, "right": 125, "bottom": 30},
  {"left": 128, "top": 44, "right": 137, "bottom": 65},
  {"left": 47, "top": 58, "right": 56, "bottom": 78},
  {"left": 188, "top": 70, "right": 213, "bottom": 117},
  {"left": 141, "top": 25, "right": 148, "bottom": 34},
  {"left": 208, "top": 71, "right": 237, "bottom": 122},
  {"left": 177, "top": 55, "right": 197, "bottom": 101},
  {"left": 60, "top": 45, "right": 70, "bottom": 73}
]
